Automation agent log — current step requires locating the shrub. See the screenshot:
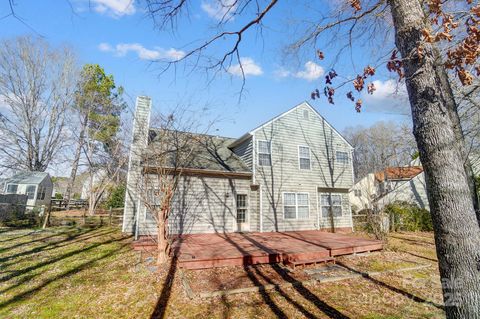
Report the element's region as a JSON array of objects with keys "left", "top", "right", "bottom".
[
  {"left": 385, "top": 201, "right": 433, "bottom": 232},
  {"left": 103, "top": 184, "right": 125, "bottom": 209}
]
